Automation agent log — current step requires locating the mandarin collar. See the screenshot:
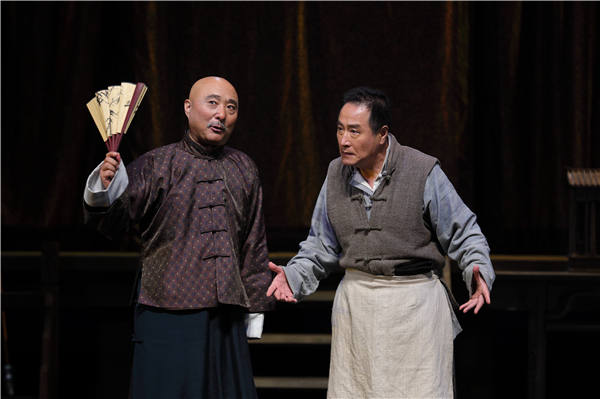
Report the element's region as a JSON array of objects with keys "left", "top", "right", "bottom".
[{"left": 182, "top": 130, "right": 225, "bottom": 159}]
